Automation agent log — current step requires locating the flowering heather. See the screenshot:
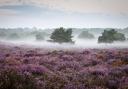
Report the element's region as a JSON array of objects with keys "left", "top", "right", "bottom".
[{"left": 0, "top": 44, "right": 128, "bottom": 89}]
